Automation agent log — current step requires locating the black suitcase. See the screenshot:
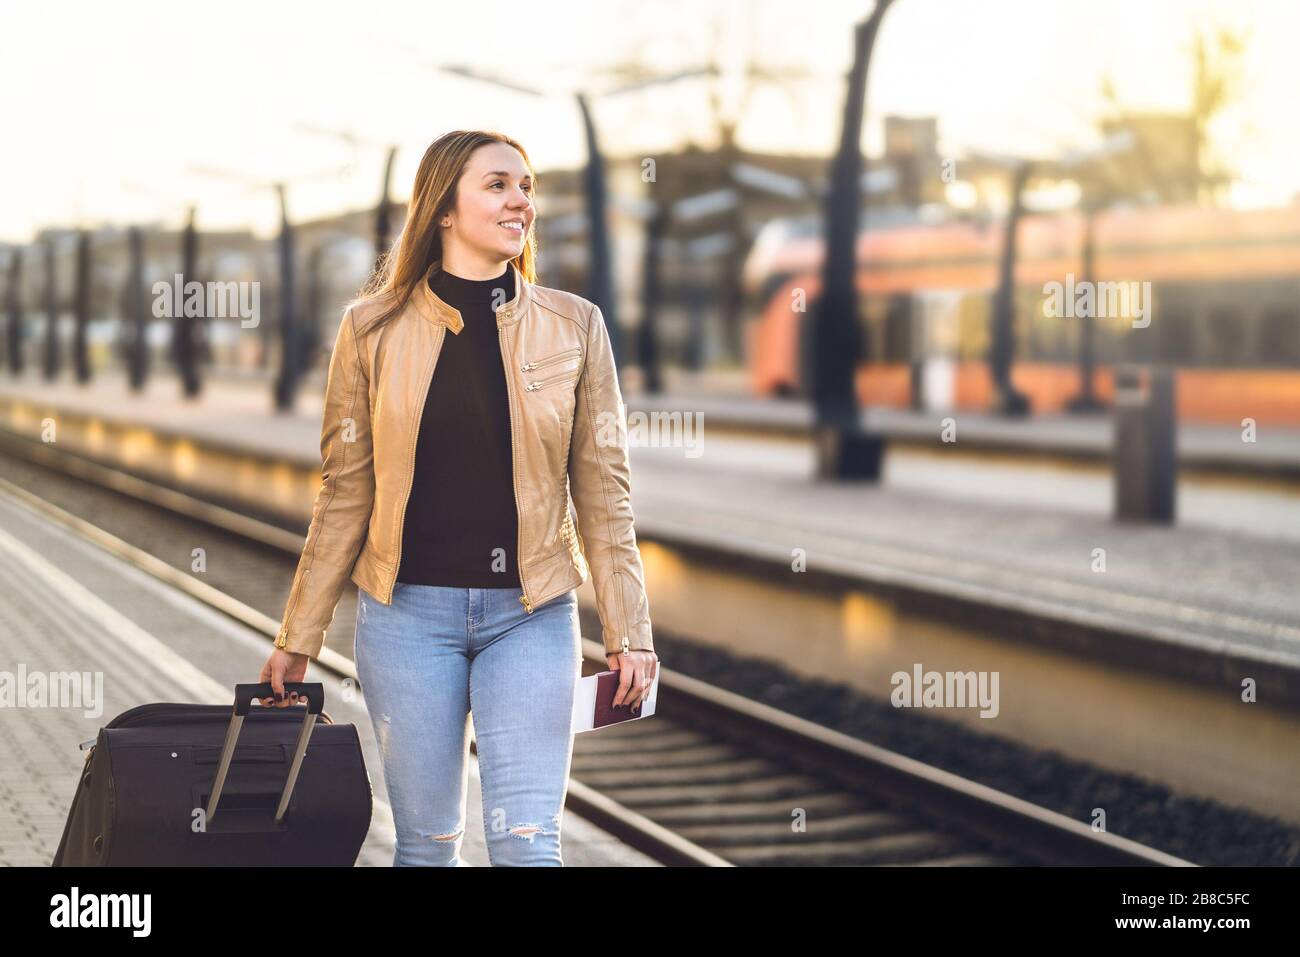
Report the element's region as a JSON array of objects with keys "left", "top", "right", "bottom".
[{"left": 53, "top": 682, "right": 373, "bottom": 866}]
